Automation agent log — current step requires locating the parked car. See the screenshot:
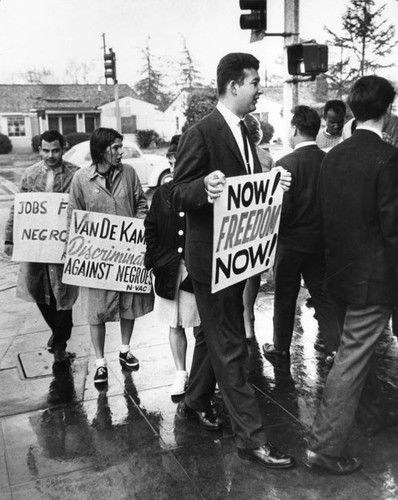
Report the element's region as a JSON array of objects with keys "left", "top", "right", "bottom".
[{"left": 63, "top": 140, "right": 172, "bottom": 188}]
